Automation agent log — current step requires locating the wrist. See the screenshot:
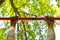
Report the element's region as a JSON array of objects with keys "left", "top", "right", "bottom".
[
  {"left": 48, "top": 24, "right": 54, "bottom": 28},
  {"left": 10, "top": 25, "right": 15, "bottom": 29},
  {"left": 48, "top": 23, "right": 54, "bottom": 26},
  {"left": 11, "top": 24, "right": 16, "bottom": 27}
]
